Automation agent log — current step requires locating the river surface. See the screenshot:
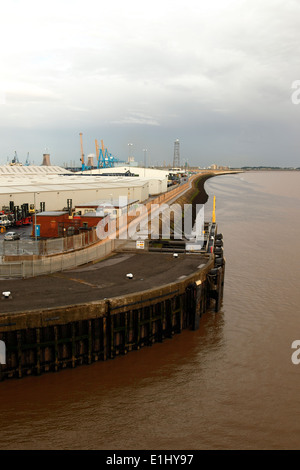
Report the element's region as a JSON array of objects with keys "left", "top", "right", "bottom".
[{"left": 0, "top": 170, "right": 300, "bottom": 450}]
